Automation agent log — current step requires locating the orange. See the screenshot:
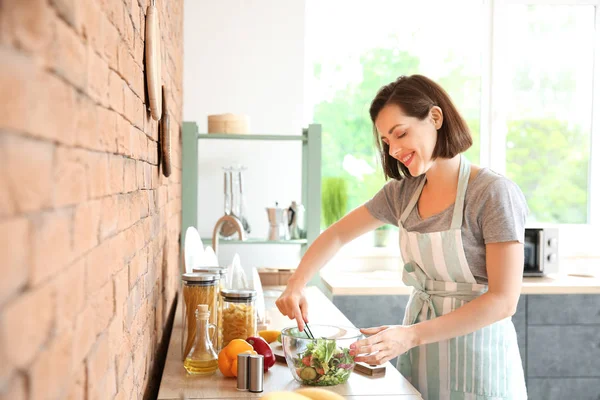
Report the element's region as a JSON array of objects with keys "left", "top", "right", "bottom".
[
  {"left": 230, "top": 349, "right": 257, "bottom": 377},
  {"left": 258, "top": 330, "right": 281, "bottom": 344},
  {"left": 224, "top": 339, "right": 254, "bottom": 359}
]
